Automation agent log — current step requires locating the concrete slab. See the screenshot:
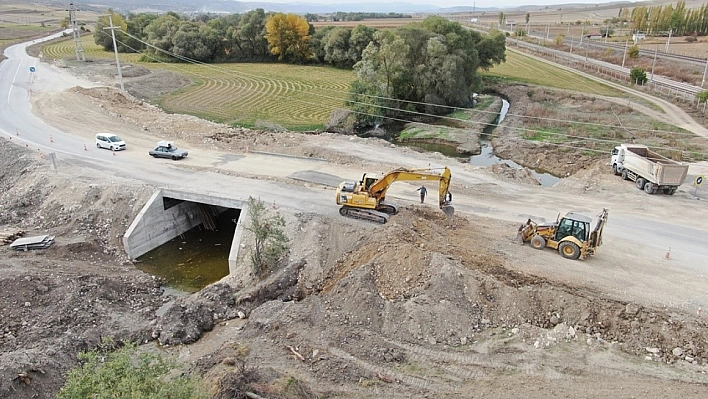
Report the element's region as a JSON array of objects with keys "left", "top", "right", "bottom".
[{"left": 289, "top": 170, "right": 344, "bottom": 187}]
